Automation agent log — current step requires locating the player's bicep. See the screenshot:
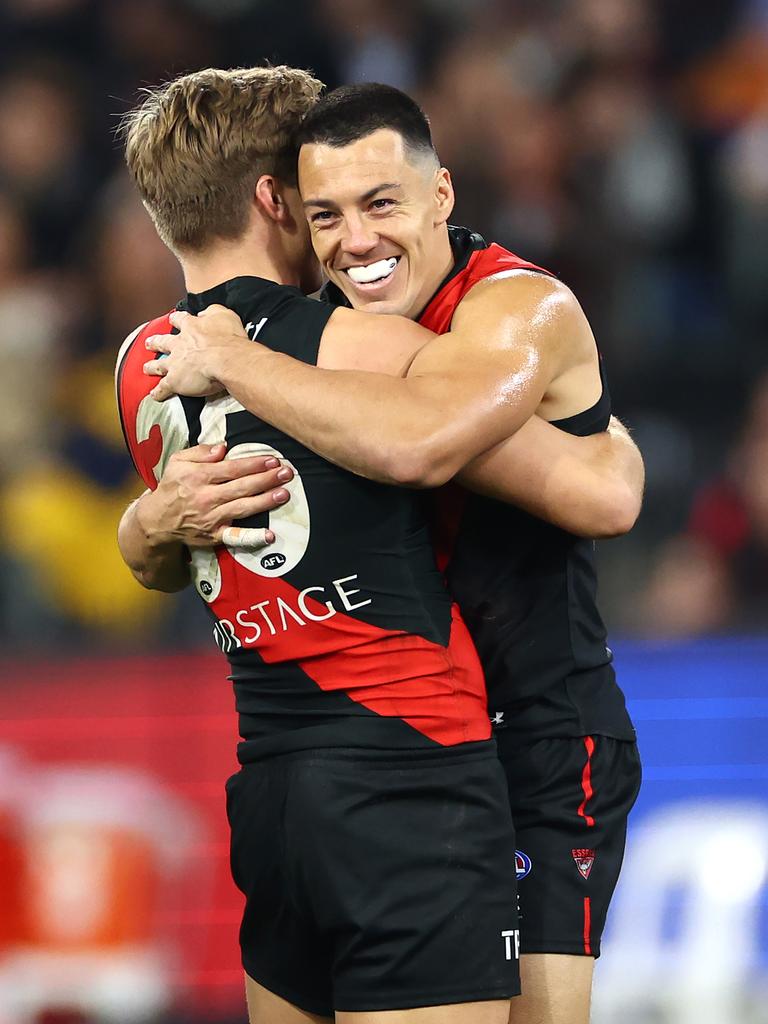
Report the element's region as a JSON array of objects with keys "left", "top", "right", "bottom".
[
  {"left": 403, "top": 290, "right": 554, "bottom": 451},
  {"left": 319, "top": 307, "right": 435, "bottom": 375}
]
